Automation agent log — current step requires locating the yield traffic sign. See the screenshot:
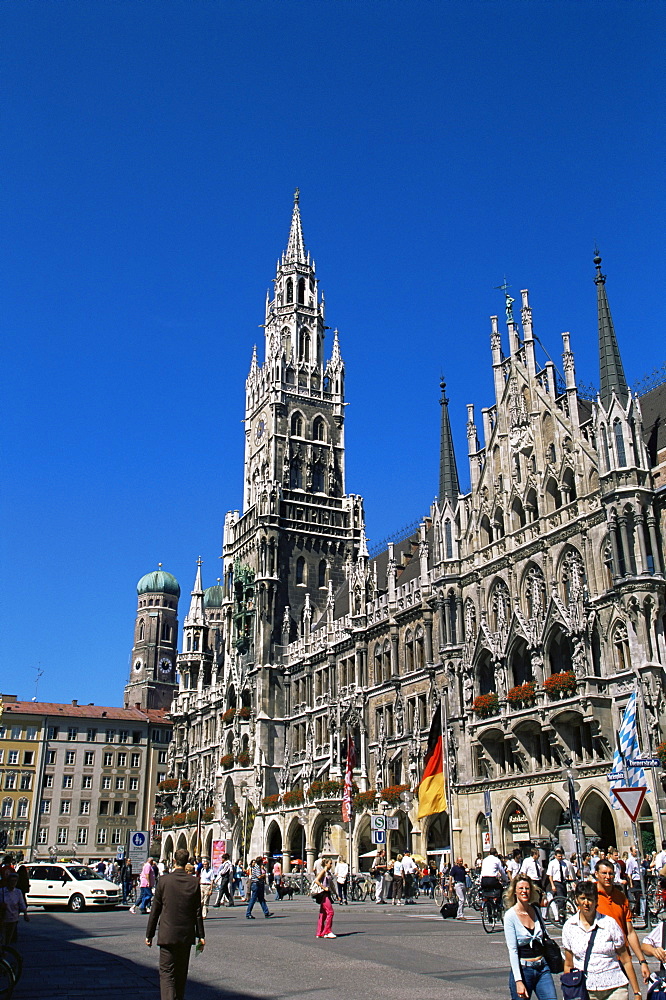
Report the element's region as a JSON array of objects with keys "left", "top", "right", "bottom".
[{"left": 612, "top": 786, "right": 647, "bottom": 822}]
